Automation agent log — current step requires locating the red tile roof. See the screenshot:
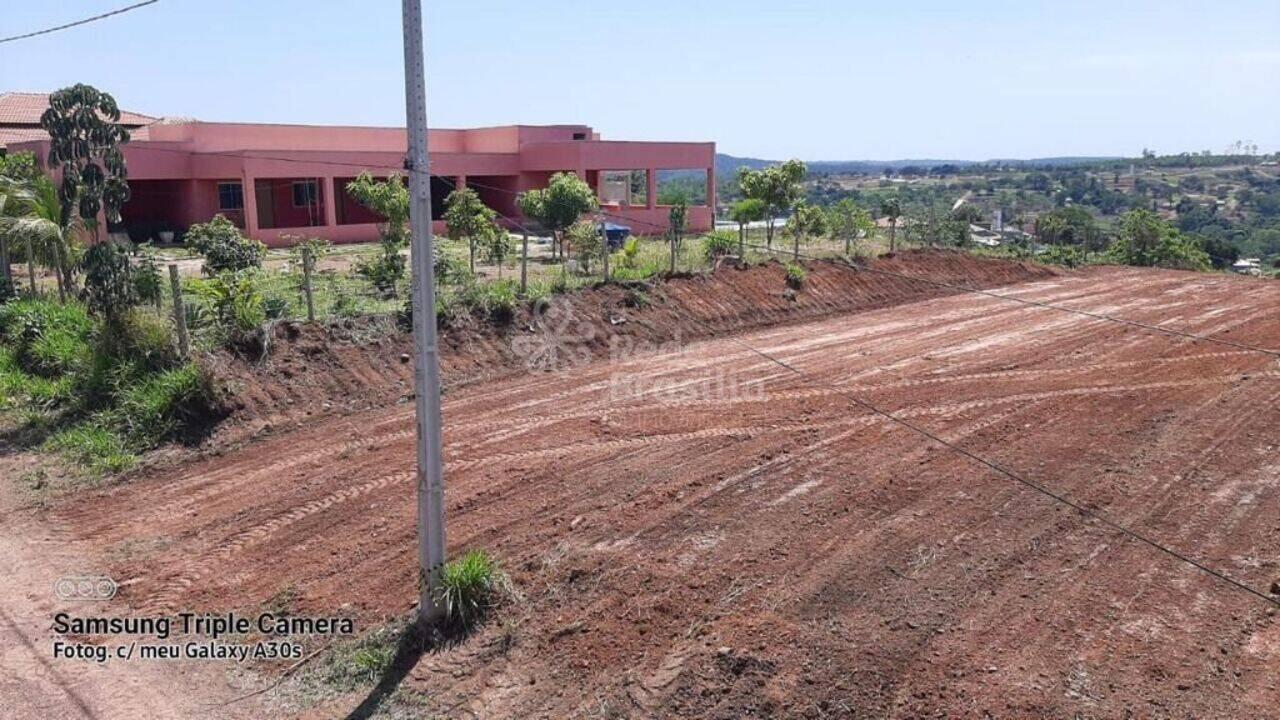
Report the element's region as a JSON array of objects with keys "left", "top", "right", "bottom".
[
  {"left": 0, "top": 92, "right": 156, "bottom": 128},
  {"left": 0, "top": 128, "right": 50, "bottom": 146}
]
